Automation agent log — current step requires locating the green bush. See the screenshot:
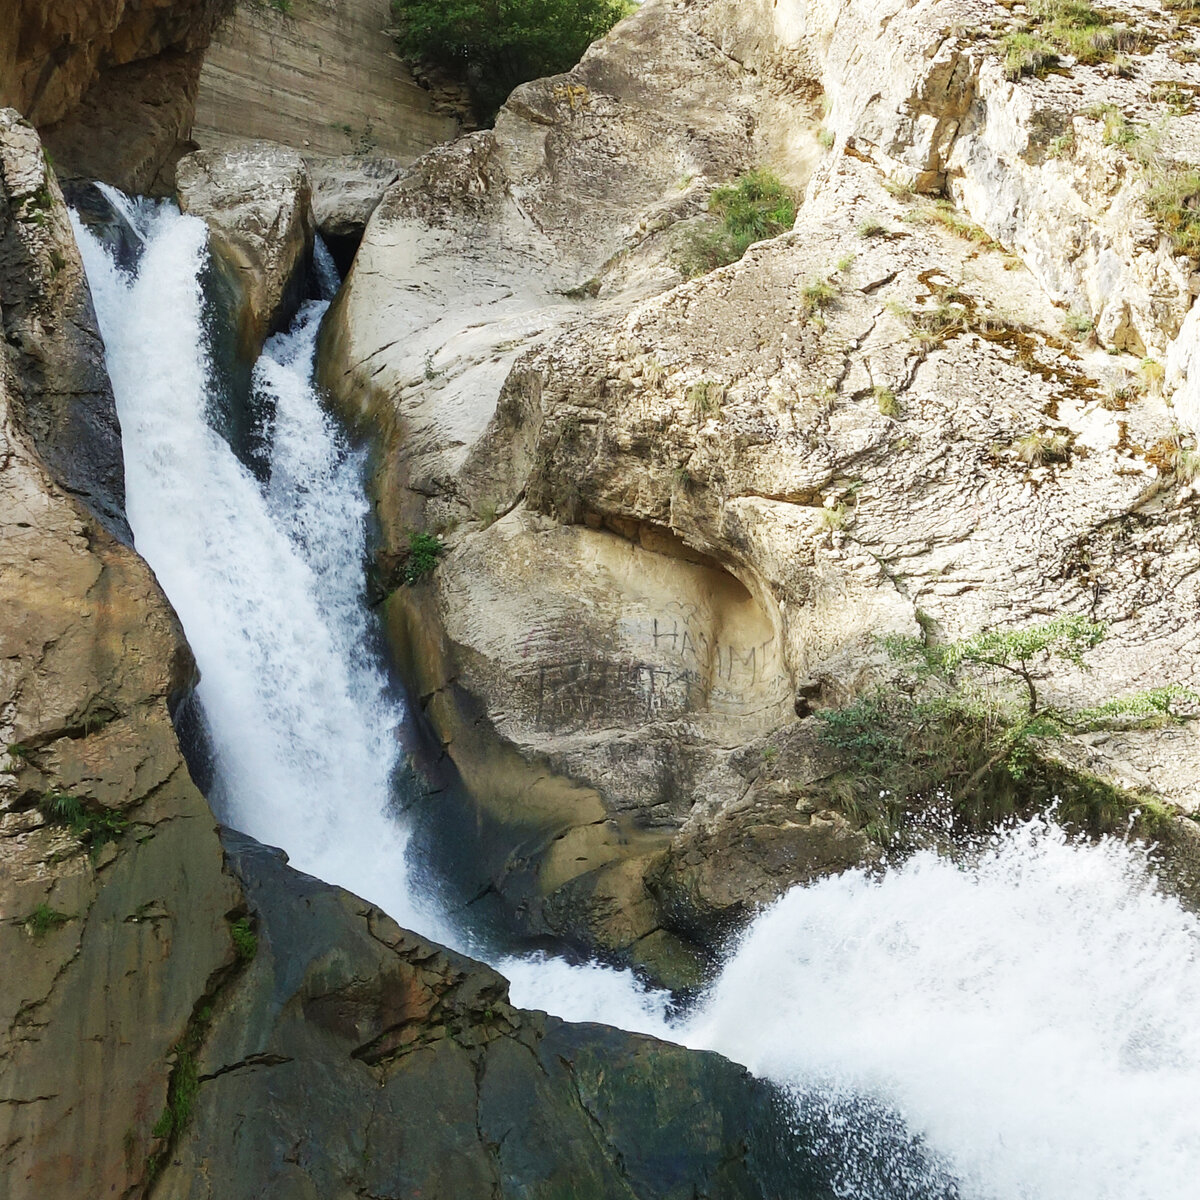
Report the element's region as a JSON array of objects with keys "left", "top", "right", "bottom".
[
  {"left": 229, "top": 916, "right": 258, "bottom": 962},
  {"left": 26, "top": 903, "right": 70, "bottom": 938},
  {"left": 815, "top": 617, "right": 1187, "bottom": 842},
  {"left": 675, "top": 169, "right": 796, "bottom": 277},
  {"left": 404, "top": 531, "right": 444, "bottom": 584},
  {"left": 389, "top": 0, "right": 632, "bottom": 121}
]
